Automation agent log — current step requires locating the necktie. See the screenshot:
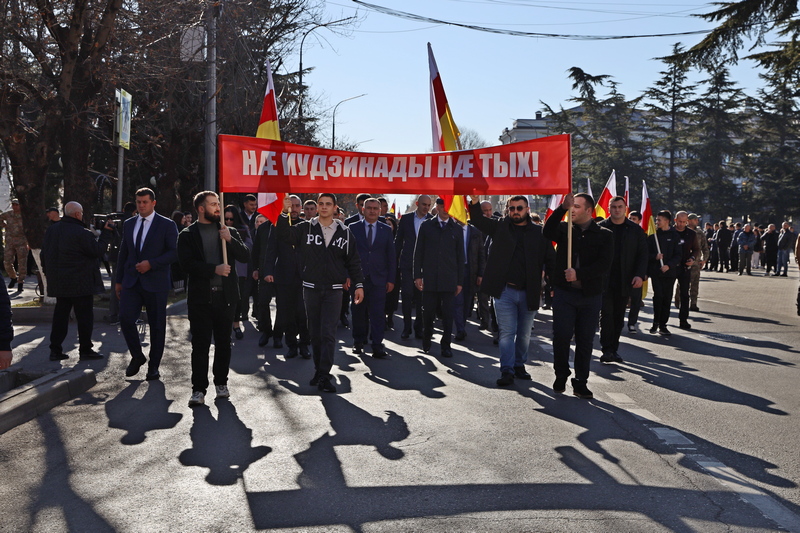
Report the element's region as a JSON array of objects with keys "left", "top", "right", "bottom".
[
  {"left": 135, "top": 218, "right": 145, "bottom": 251},
  {"left": 367, "top": 224, "right": 373, "bottom": 246},
  {"left": 441, "top": 220, "right": 446, "bottom": 229}
]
